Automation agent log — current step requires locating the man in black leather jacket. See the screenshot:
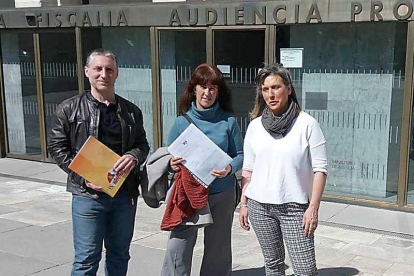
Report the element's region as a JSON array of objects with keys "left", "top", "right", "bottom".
[{"left": 48, "top": 49, "right": 149, "bottom": 276}]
